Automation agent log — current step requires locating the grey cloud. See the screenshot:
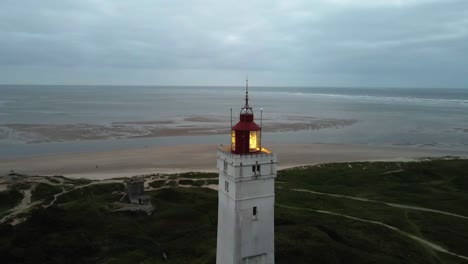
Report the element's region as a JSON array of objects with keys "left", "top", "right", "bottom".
[{"left": 0, "top": 0, "right": 467, "bottom": 87}]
